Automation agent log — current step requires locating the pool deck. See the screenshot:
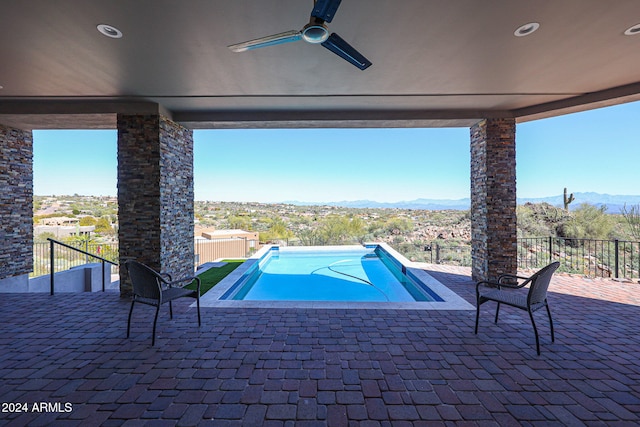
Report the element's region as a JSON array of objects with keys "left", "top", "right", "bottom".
[{"left": 1, "top": 265, "right": 639, "bottom": 426}]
